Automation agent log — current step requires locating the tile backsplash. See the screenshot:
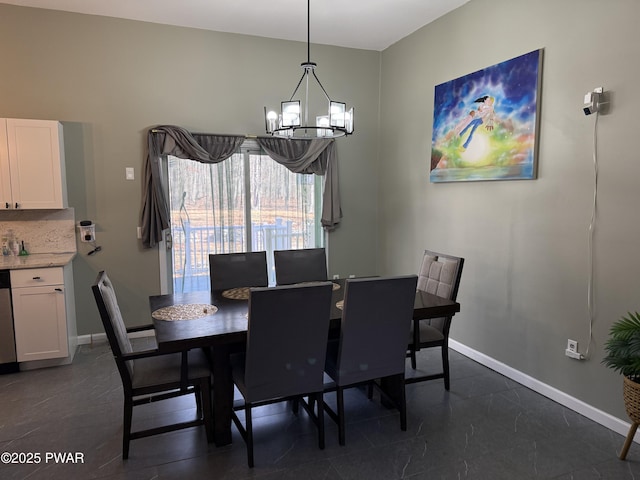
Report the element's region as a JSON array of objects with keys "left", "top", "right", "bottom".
[{"left": 0, "top": 208, "right": 77, "bottom": 254}]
